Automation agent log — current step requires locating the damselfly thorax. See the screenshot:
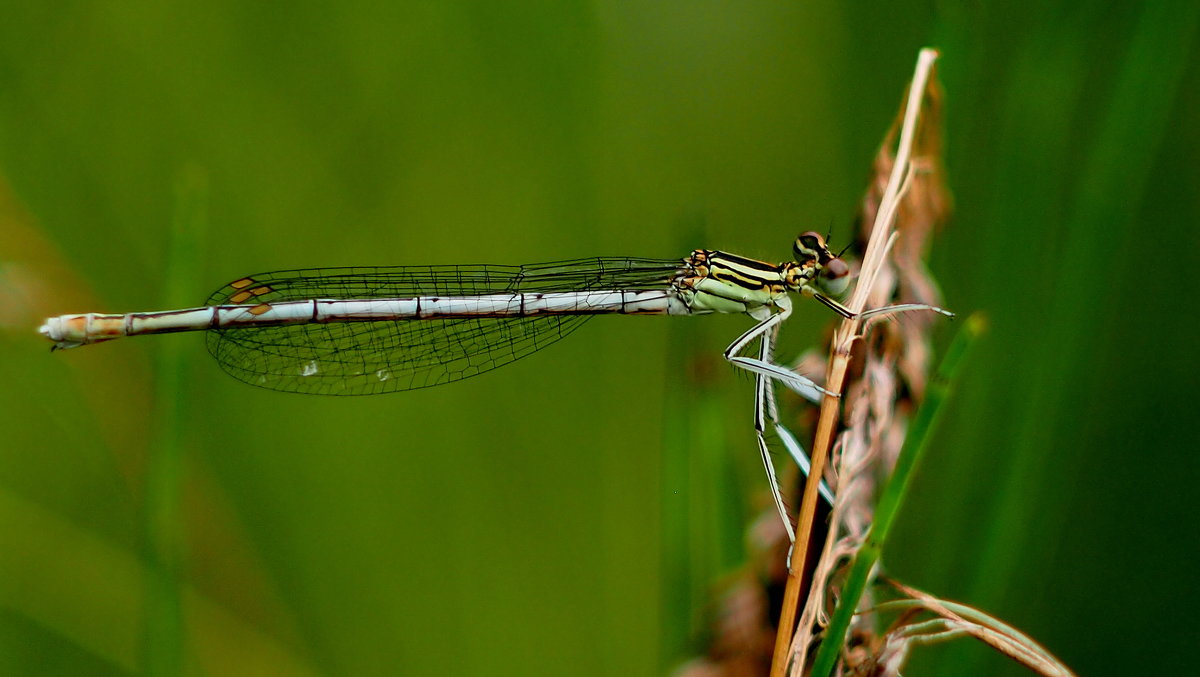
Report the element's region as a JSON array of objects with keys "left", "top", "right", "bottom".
[{"left": 678, "top": 232, "right": 850, "bottom": 316}]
